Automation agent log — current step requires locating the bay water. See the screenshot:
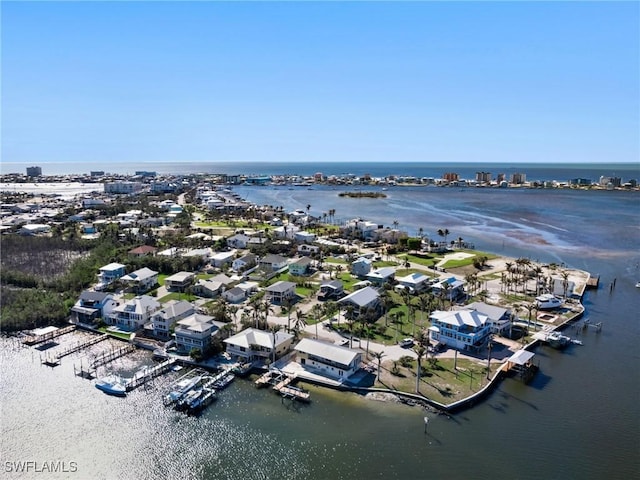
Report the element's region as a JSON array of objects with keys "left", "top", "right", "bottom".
[{"left": 2, "top": 180, "right": 639, "bottom": 479}]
